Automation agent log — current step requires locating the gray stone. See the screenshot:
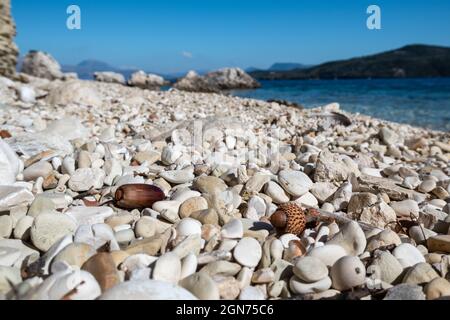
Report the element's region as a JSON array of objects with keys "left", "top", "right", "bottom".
[{"left": 383, "top": 284, "right": 425, "bottom": 300}]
